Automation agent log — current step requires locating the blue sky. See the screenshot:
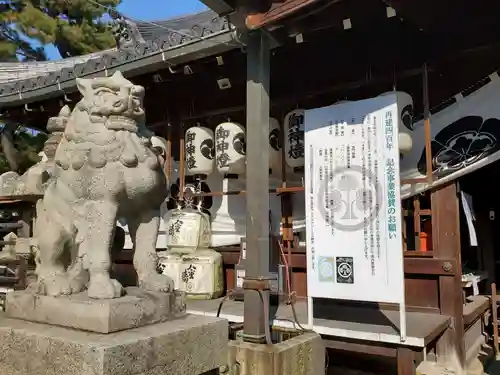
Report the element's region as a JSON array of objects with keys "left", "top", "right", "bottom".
[{"left": 43, "top": 0, "right": 208, "bottom": 60}]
